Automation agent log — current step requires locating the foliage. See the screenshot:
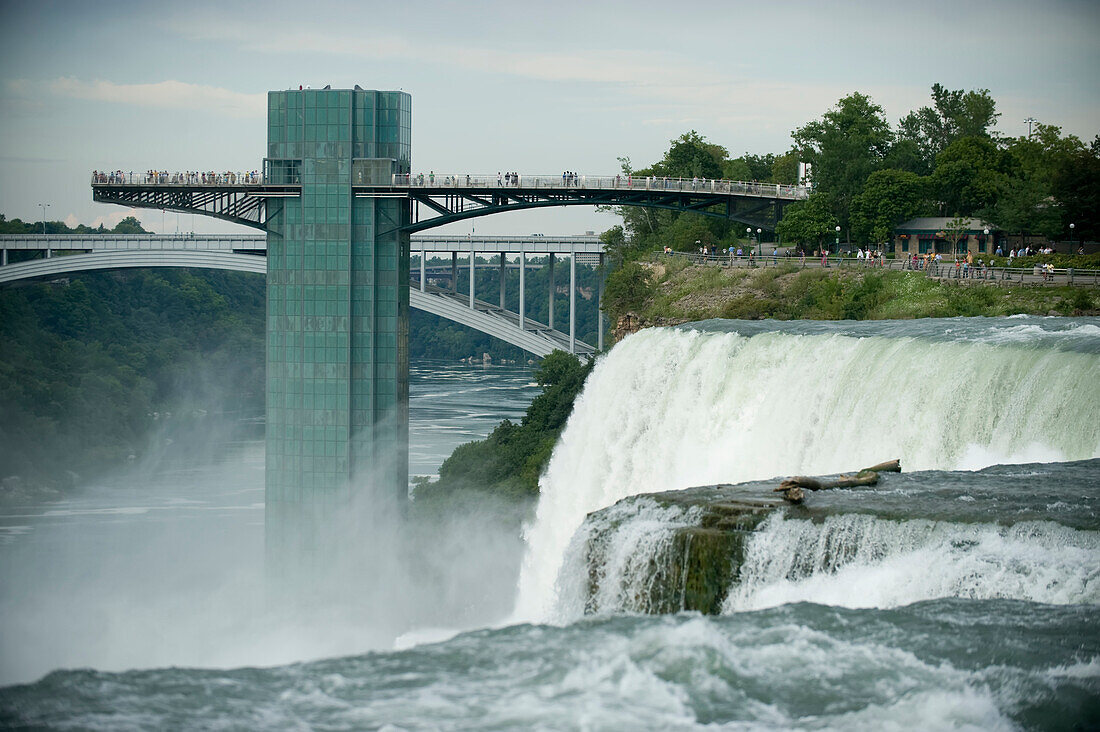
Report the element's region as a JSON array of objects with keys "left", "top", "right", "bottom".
[
  {"left": 792, "top": 92, "right": 893, "bottom": 226},
  {"left": 932, "top": 135, "right": 1012, "bottom": 217},
  {"left": 850, "top": 170, "right": 929, "bottom": 244},
  {"left": 416, "top": 351, "right": 594, "bottom": 502},
  {"left": 0, "top": 214, "right": 147, "bottom": 236},
  {"left": 0, "top": 269, "right": 265, "bottom": 489},
  {"left": 896, "top": 84, "right": 1000, "bottom": 174},
  {"left": 1051, "top": 140, "right": 1100, "bottom": 241},
  {"left": 602, "top": 261, "right": 655, "bottom": 313},
  {"left": 774, "top": 193, "right": 838, "bottom": 248},
  {"left": 943, "top": 216, "right": 973, "bottom": 252}
]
